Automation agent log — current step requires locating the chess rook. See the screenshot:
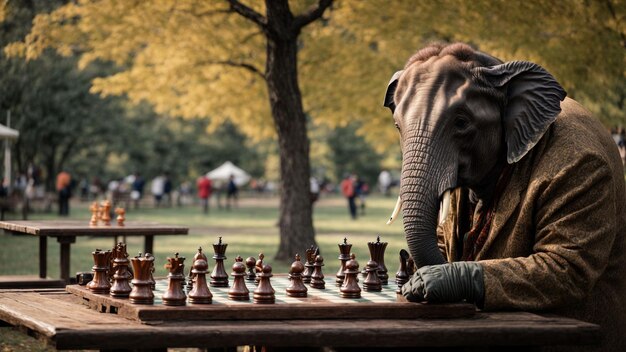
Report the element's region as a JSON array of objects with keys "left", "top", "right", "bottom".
[
  {"left": 310, "top": 255, "right": 325, "bottom": 289},
  {"left": 162, "top": 252, "right": 187, "bottom": 306},
  {"left": 336, "top": 237, "right": 352, "bottom": 286},
  {"left": 253, "top": 264, "right": 275, "bottom": 304},
  {"left": 210, "top": 237, "right": 229, "bottom": 287},
  {"left": 303, "top": 245, "right": 317, "bottom": 284},
  {"left": 286, "top": 254, "right": 307, "bottom": 297},
  {"left": 245, "top": 256, "right": 256, "bottom": 281},
  {"left": 228, "top": 256, "right": 250, "bottom": 301},
  {"left": 129, "top": 252, "right": 155, "bottom": 304},
  {"left": 363, "top": 260, "right": 382, "bottom": 292},
  {"left": 188, "top": 247, "right": 212, "bottom": 304},
  {"left": 110, "top": 242, "right": 132, "bottom": 298},
  {"left": 395, "top": 249, "right": 410, "bottom": 294},
  {"left": 340, "top": 253, "right": 361, "bottom": 298},
  {"left": 367, "top": 236, "right": 389, "bottom": 285},
  {"left": 87, "top": 249, "right": 111, "bottom": 294}
]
